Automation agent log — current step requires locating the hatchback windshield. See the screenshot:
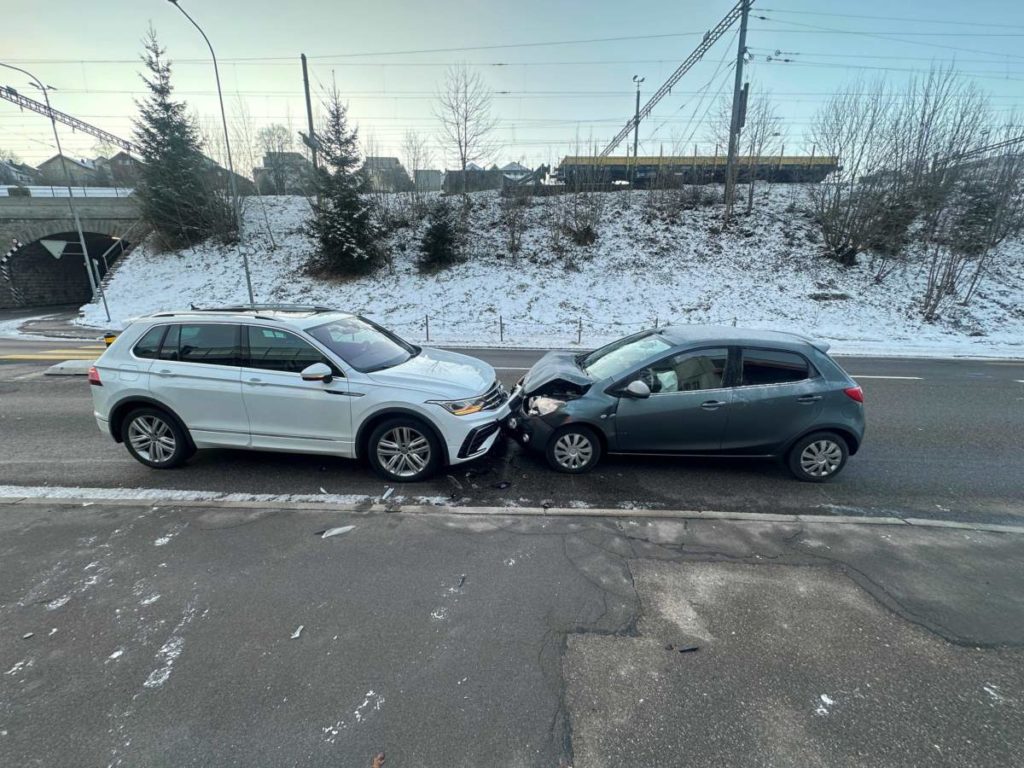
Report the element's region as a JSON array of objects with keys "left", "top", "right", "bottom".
[
  {"left": 580, "top": 332, "right": 673, "bottom": 380},
  {"left": 308, "top": 316, "right": 416, "bottom": 372}
]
